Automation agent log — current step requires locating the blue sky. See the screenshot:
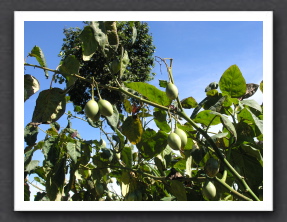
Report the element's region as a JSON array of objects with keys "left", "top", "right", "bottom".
[{"left": 24, "top": 21, "right": 263, "bottom": 199}]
